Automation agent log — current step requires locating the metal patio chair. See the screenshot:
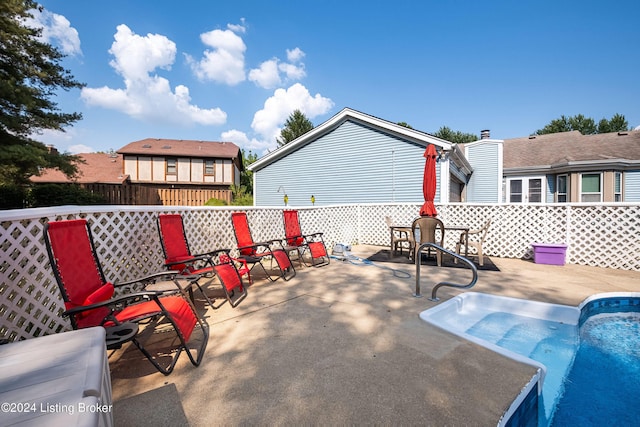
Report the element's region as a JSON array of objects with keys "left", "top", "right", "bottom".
[
  {"left": 157, "top": 213, "right": 248, "bottom": 308},
  {"left": 231, "top": 212, "right": 296, "bottom": 281},
  {"left": 44, "top": 219, "right": 208, "bottom": 375},
  {"left": 283, "top": 210, "right": 330, "bottom": 267}
]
